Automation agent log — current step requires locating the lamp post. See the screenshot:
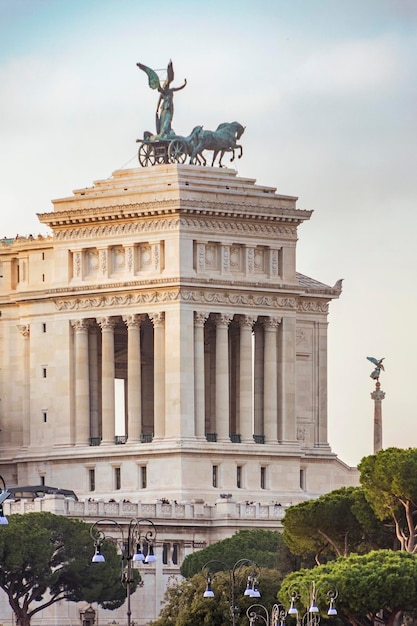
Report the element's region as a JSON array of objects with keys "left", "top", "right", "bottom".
[
  {"left": 202, "top": 558, "right": 261, "bottom": 626},
  {"left": 0, "top": 476, "right": 10, "bottom": 525},
  {"left": 245, "top": 582, "right": 337, "bottom": 626},
  {"left": 247, "top": 603, "right": 287, "bottom": 626},
  {"left": 90, "top": 517, "right": 157, "bottom": 626},
  {"left": 287, "top": 581, "right": 338, "bottom": 626}
]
